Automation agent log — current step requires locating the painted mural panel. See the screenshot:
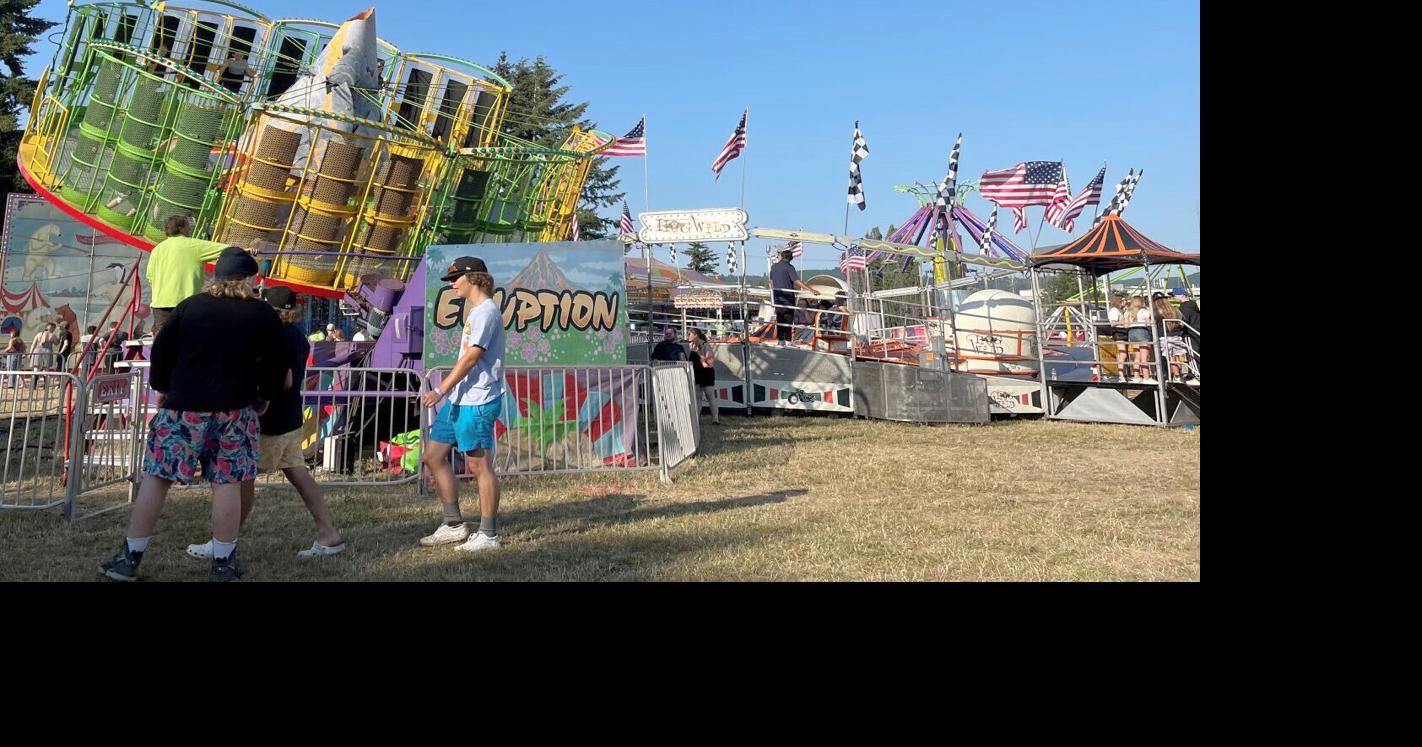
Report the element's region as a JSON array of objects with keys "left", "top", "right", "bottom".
[
  {"left": 423, "top": 240, "right": 627, "bottom": 369},
  {"left": 1, "top": 195, "right": 150, "bottom": 341}
]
